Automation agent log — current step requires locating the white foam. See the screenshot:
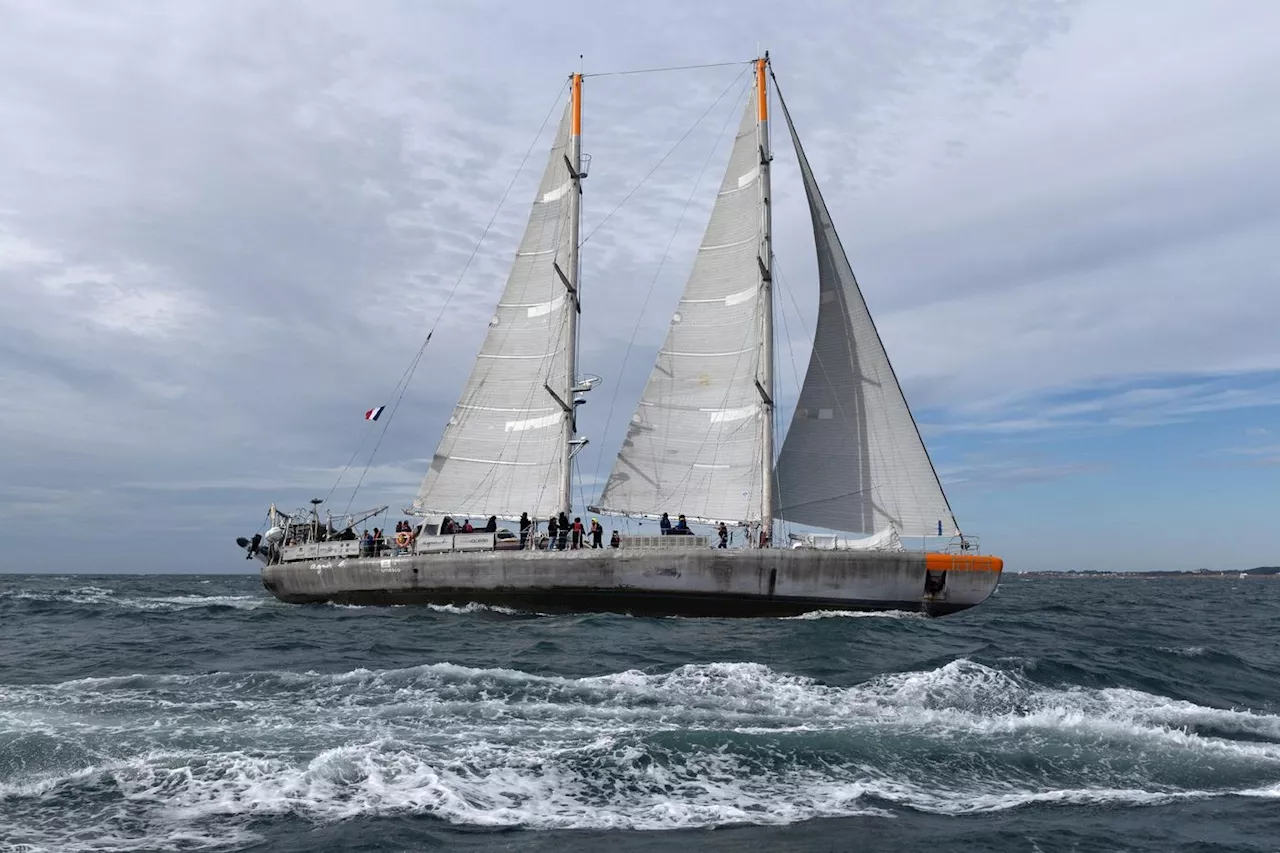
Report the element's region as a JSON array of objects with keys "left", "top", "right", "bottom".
[
  {"left": 0, "top": 586, "right": 276, "bottom": 612},
  {"left": 1158, "top": 645, "right": 1209, "bottom": 657},
  {"left": 5, "top": 657, "right": 1280, "bottom": 846},
  {"left": 426, "top": 602, "right": 527, "bottom": 616},
  {"left": 783, "top": 609, "right": 924, "bottom": 620}
]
